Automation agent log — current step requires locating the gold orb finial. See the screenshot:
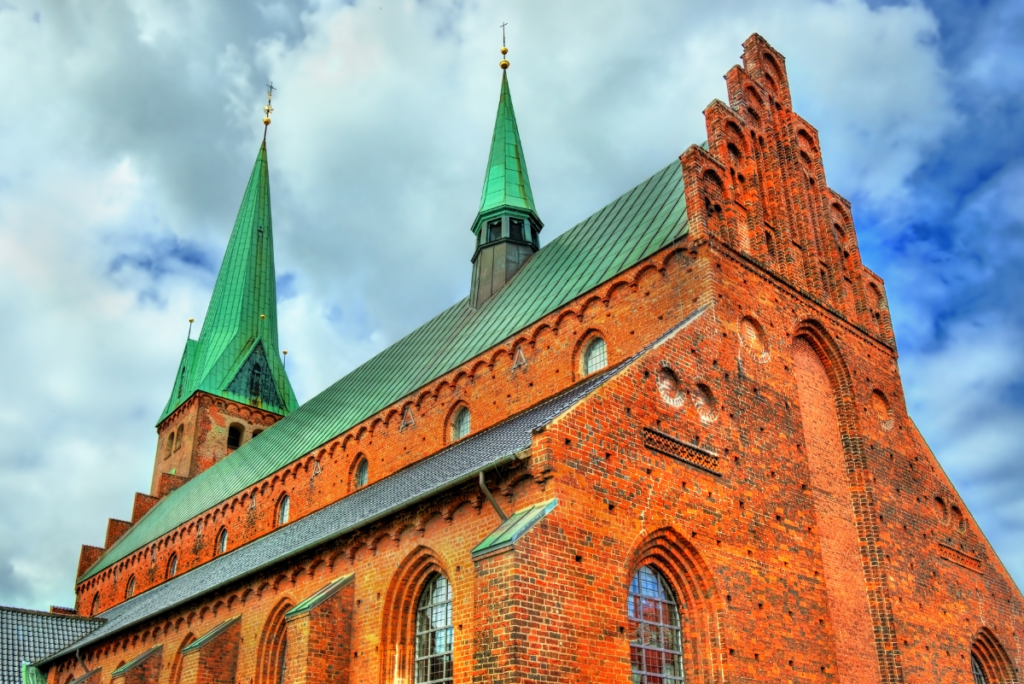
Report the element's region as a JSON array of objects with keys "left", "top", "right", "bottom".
[
  {"left": 283, "top": 350, "right": 288, "bottom": 355},
  {"left": 260, "top": 314, "right": 266, "bottom": 320},
  {"left": 188, "top": 318, "right": 194, "bottom": 323},
  {"left": 499, "top": 22, "right": 510, "bottom": 70},
  {"left": 262, "top": 82, "right": 276, "bottom": 138}
]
